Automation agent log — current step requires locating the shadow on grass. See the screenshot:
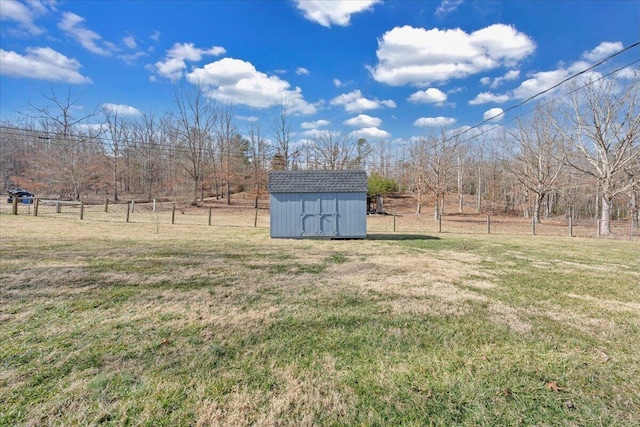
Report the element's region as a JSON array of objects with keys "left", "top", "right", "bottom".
[{"left": 367, "top": 233, "right": 440, "bottom": 241}]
